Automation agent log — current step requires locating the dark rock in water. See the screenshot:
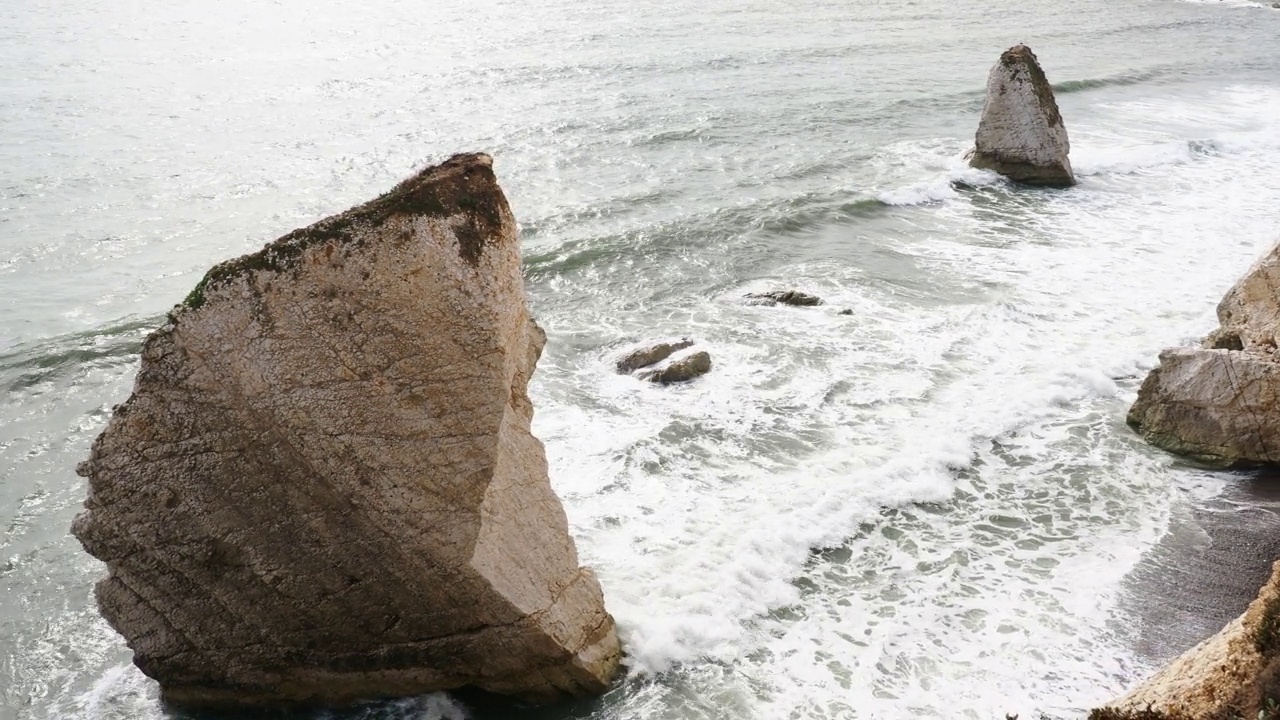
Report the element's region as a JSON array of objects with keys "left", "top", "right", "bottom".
[
  {"left": 838, "top": 309, "right": 854, "bottom": 316},
  {"left": 1129, "top": 241, "right": 1280, "bottom": 466},
  {"left": 616, "top": 338, "right": 695, "bottom": 373},
  {"left": 70, "top": 153, "right": 621, "bottom": 710},
  {"left": 746, "top": 290, "right": 823, "bottom": 307},
  {"left": 968, "top": 44, "right": 1076, "bottom": 187},
  {"left": 638, "top": 351, "right": 712, "bottom": 384}
]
